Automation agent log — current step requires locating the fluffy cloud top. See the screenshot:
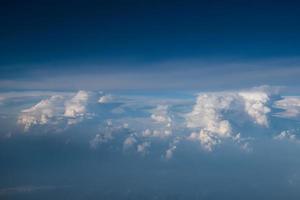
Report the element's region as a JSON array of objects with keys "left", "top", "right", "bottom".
[
  {"left": 64, "top": 90, "right": 90, "bottom": 124},
  {"left": 18, "top": 95, "right": 65, "bottom": 131},
  {"left": 64, "top": 90, "right": 89, "bottom": 117},
  {"left": 151, "top": 105, "right": 172, "bottom": 126},
  {"left": 186, "top": 90, "right": 272, "bottom": 151},
  {"left": 239, "top": 91, "right": 270, "bottom": 127},
  {"left": 18, "top": 91, "right": 91, "bottom": 131}
]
